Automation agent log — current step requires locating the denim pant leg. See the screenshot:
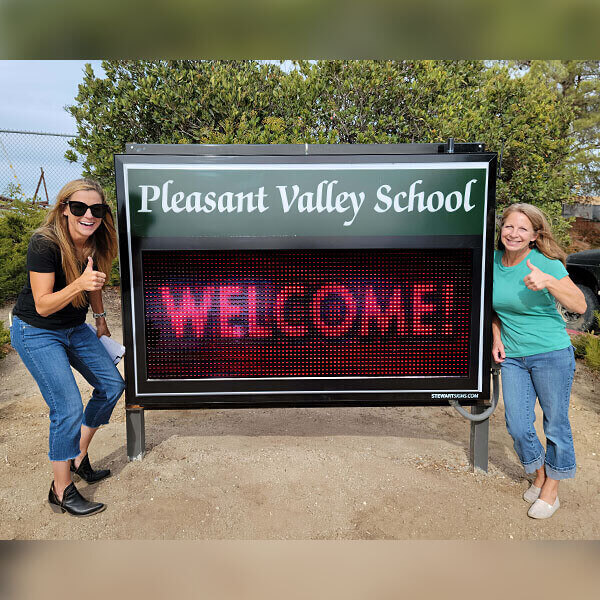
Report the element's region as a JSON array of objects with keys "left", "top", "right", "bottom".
[
  {"left": 501, "top": 357, "right": 545, "bottom": 474},
  {"left": 528, "top": 347, "right": 576, "bottom": 480},
  {"left": 10, "top": 317, "right": 83, "bottom": 461},
  {"left": 65, "top": 324, "right": 125, "bottom": 428}
]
